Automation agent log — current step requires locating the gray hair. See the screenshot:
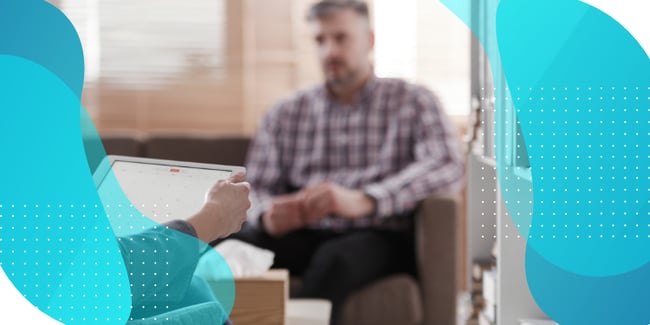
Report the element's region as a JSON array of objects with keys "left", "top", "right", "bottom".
[{"left": 306, "top": 0, "right": 370, "bottom": 22}]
